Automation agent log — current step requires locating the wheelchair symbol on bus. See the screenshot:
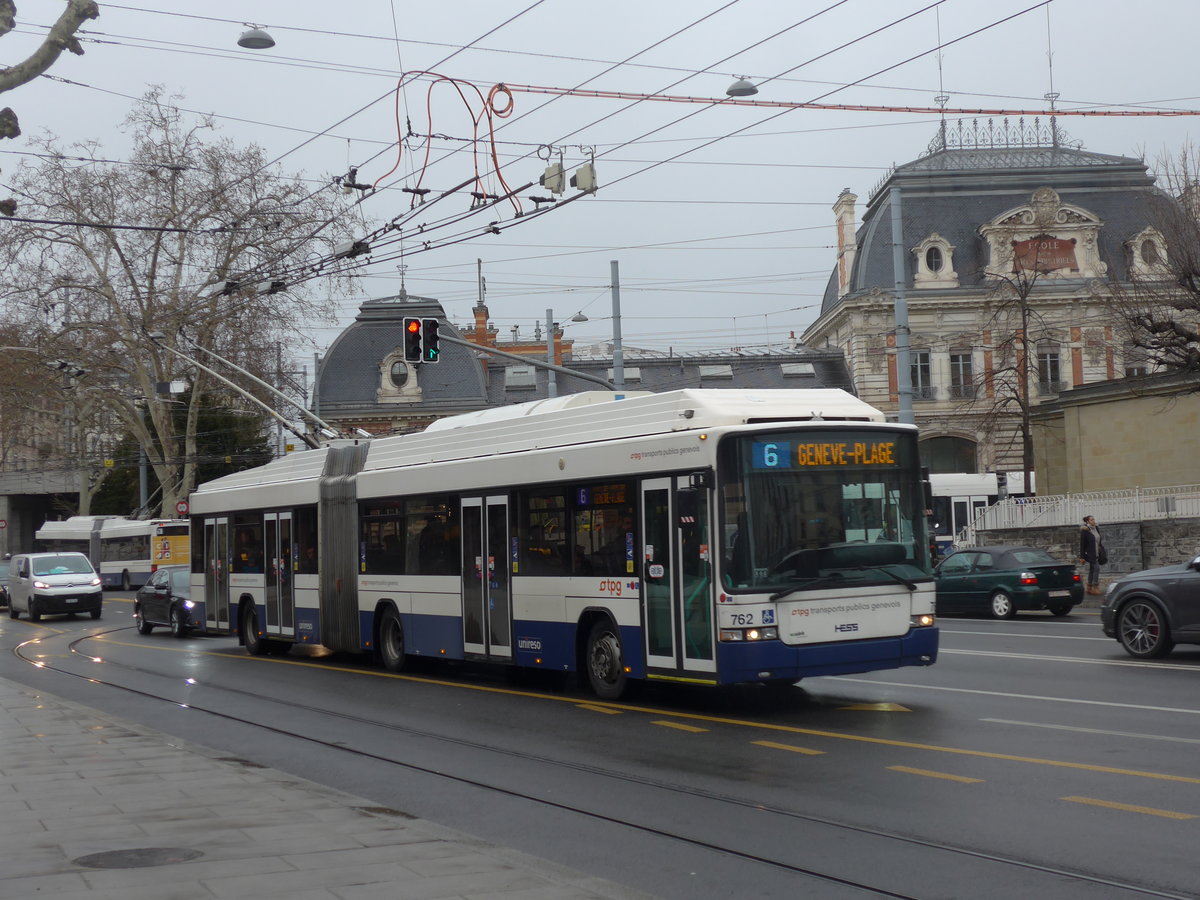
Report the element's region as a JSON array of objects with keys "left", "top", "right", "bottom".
[{"left": 762, "top": 609, "right": 775, "bottom": 625}]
